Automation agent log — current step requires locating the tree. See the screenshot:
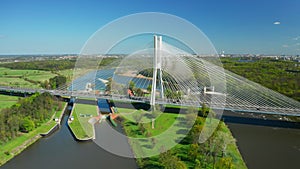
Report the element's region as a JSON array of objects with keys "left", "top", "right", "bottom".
[
  {"left": 42, "top": 80, "right": 50, "bottom": 89},
  {"left": 0, "top": 92, "right": 59, "bottom": 144},
  {"left": 106, "top": 77, "right": 113, "bottom": 92},
  {"left": 132, "top": 110, "right": 143, "bottom": 124},
  {"left": 176, "top": 161, "right": 187, "bottom": 169},
  {"left": 129, "top": 81, "right": 136, "bottom": 90},
  {"left": 215, "top": 157, "right": 234, "bottom": 169},
  {"left": 20, "top": 117, "right": 35, "bottom": 132},
  {"left": 186, "top": 106, "right": 198, "bottom": 124},
  {"left": 159, "top": 149, "right": 187, "bottom": 169},
  {"left": 49, "top": 75, "right": 66, "bottom": 89},
  {"left": 186, "top": 123, "right": 203, "bottom": 144},
  {"left": 147, "top": 84, "right": 152, "bottom": 93},
  {"left": 201, "top": 103, "right": 209, "bottom": 117},
  {"left": 135, "top": 88, "right": 144, "bottom": 97},
  {"left": 188, "top": 143, "right": 199, "bottom": 161},
  {"left": 138, "top": 123, "right": 146, "bottom": 135},
  {"left": 216, "top": 131, "right": 236, "bottom": 157},
  {"left": 195, "top": 159, "right": 202, "bottom": 169}
]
